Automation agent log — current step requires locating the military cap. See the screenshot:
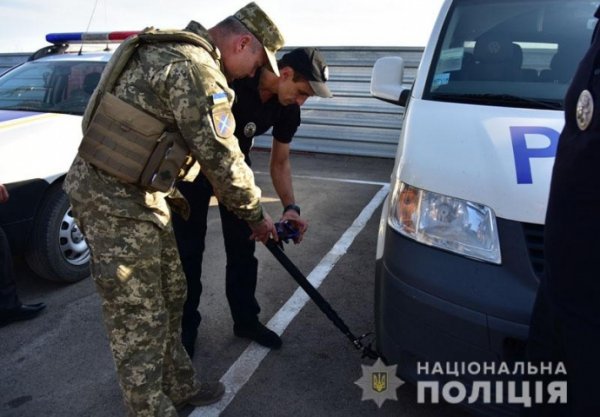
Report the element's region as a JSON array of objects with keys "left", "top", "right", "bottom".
[{"left": 233, "top": 2, "right": 285, "bottom": 76}]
